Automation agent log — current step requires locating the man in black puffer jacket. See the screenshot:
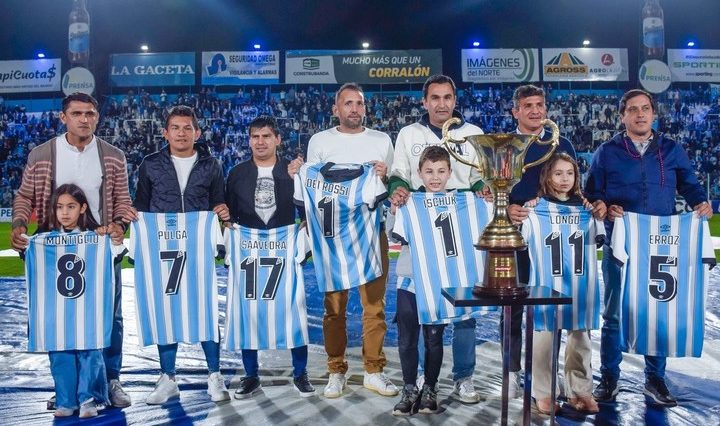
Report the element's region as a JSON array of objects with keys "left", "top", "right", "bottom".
[
  {"left": 133, "top": 109, "right": 226, "bottom": 213},
  {"left": 123, "top": 105, "right": 231, "bottom": 405}
]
